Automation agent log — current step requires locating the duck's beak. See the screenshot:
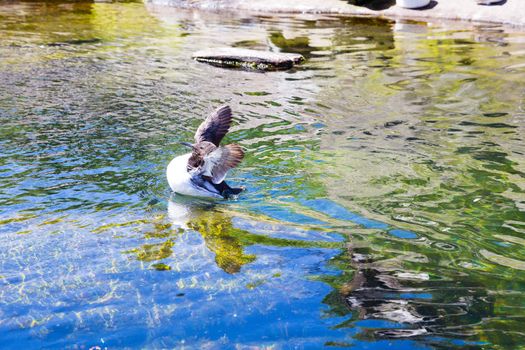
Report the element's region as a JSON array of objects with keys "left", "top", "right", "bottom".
[{"left": 179, "top": 141, "right": 194, "bottom": 149}]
